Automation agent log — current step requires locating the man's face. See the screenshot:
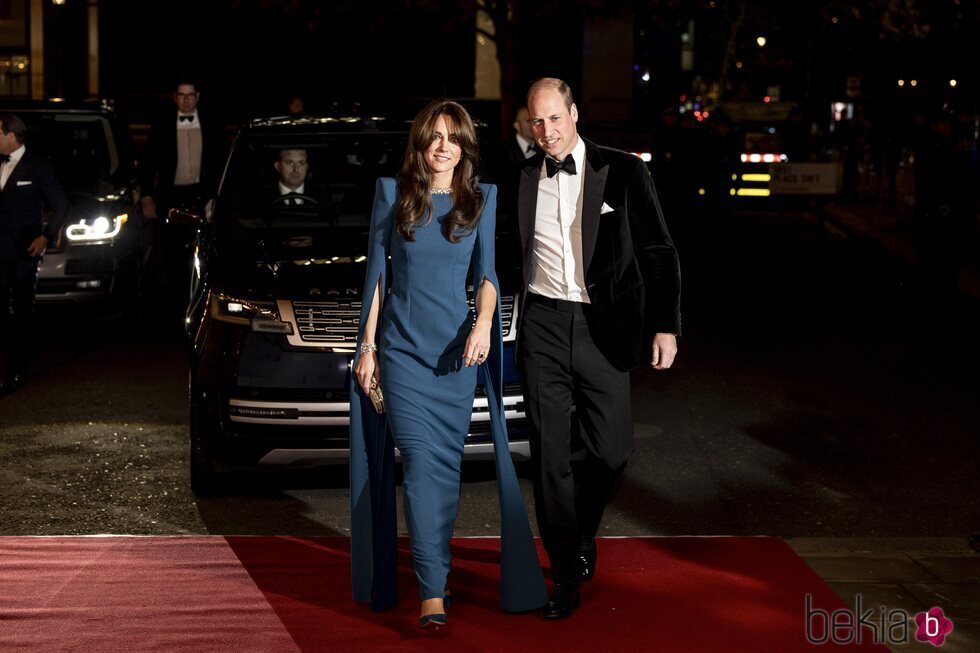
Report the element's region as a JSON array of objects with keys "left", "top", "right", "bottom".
[
  {"left": 528, "top": 89, "right": 578, "bottom": 161},
  {"left": 275, "top": 149, "right": 309, "bottom": 190},
  {"left": 0, "top": 122, "right": 18, "bottom": 155},
  {"left": 174, "top": 84, "right": 200, "bottom": 114},
  {"left": 514, "top": 107, "right": 534, "bottom": 141}
]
